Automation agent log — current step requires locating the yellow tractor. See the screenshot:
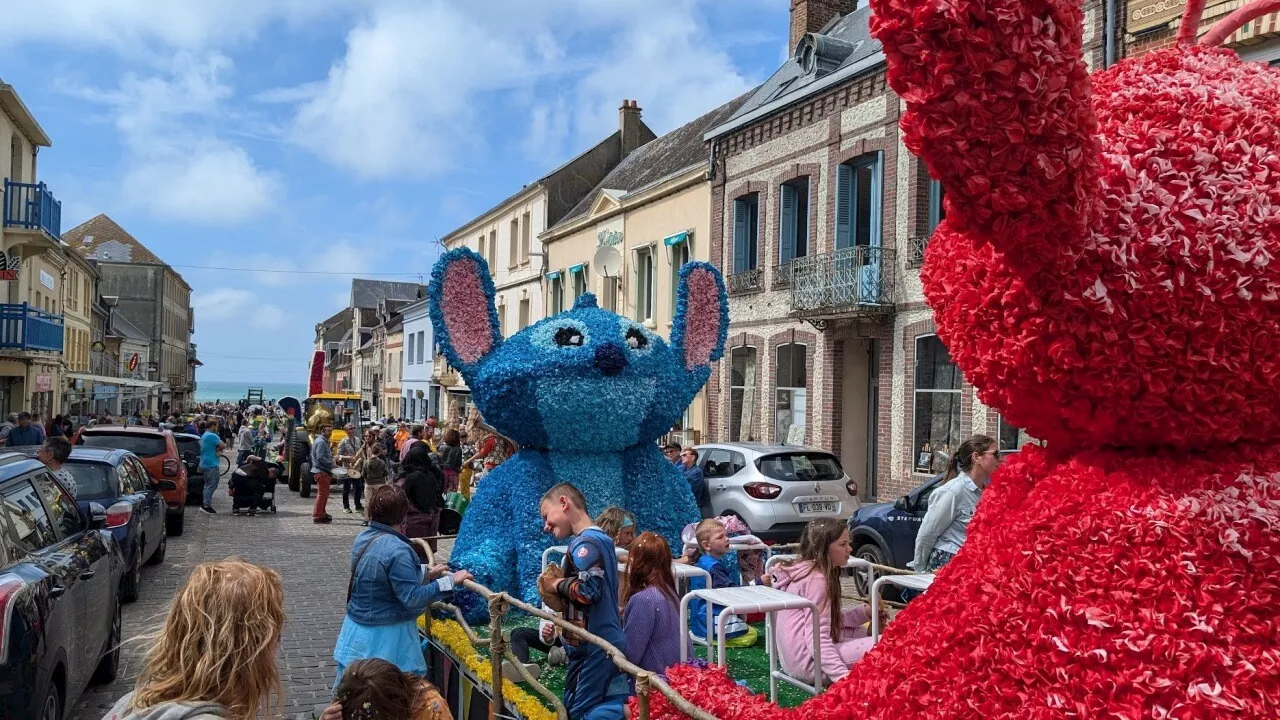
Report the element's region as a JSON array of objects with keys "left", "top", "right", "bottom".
[{"left": 286, "top": 392, "right": 362, "bottom": 496}]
